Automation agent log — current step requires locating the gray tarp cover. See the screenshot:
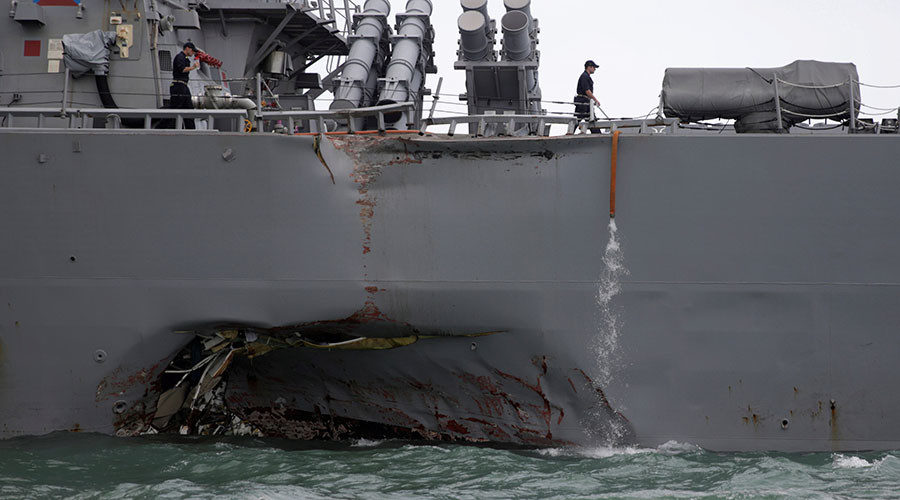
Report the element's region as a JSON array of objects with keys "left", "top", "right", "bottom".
[
  {"left": 62, "top": 30, "right": 117, "bottom": 76},
  {"left": 662, "top": 60, "right": 859, "bottom": 132}
]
